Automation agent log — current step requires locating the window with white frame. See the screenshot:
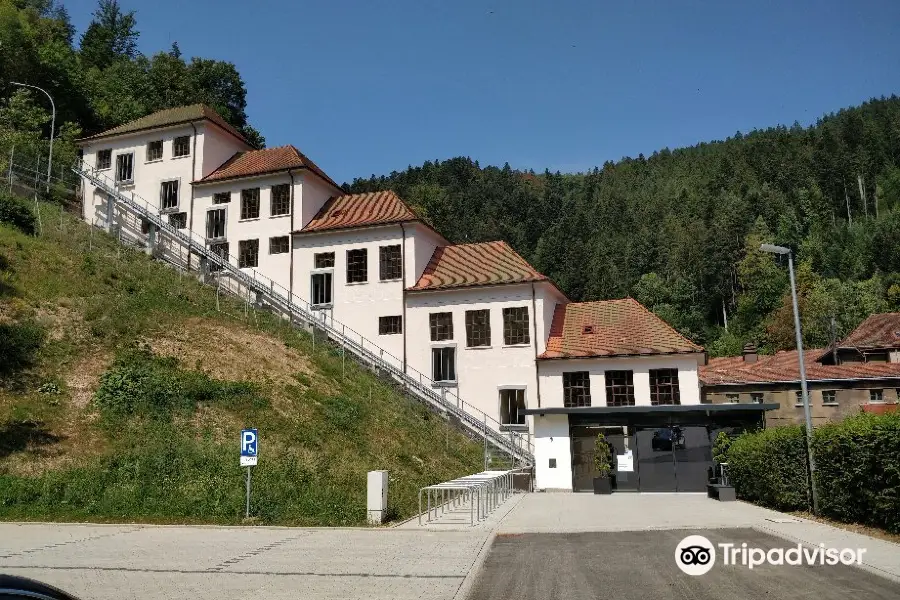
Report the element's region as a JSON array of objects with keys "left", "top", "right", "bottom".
[
  {"left": 315, "top": 252, "right": 335, "bottom": 269},
  {"left": 502, "top": 307, "right": 530, "bottom": 345},
  {"left": 160, "top": 180, "right": 179, "bottom": 211},
  {"left": 563, "top": 372, "right": 591, "bottom": 407},
  {"left": 168, "top": 212, "right": 187, "bottom": 229},
  {"left": 269, "top": 236, "right": 289, "bottom": 254},
  {"left": 726, "top": 393, "right": 740, "bottom": 404},
  {"left": 241, "top": 188, "right": 260, "bottom": 220},
  {"left": 605, "top": 370, "right": 635, "bottom": 406},
  {"left": 751, "top": 392, "right": 765, "bottom": 404},
  {"left": 430, "top": 312, "right": 453, "bottom": 341},
  {"left": 649, "top": 368, "right": 680, "bottom": 405},
  {"left": 147, "top": 140, "right": 163, "bottom": 162},
  {"left": 238, "top": 239, "right": 259, "bottom": 268},
  {"left": 499, "top": 388, "right": 526, "bottom": 428},
  {"left": 869, "top": 389, "right": 884, "bottom": 403},
  {"left": 311, "top": 272, "right": 333, "bottom": 307},
  {"left": 379, "top": 245, "right": 402, "bottom": 280},
  {"left": 173, "top": 135, "right": 191, "bottom": 157},
  {"left": 206, "top": 208, "right": 226, "bottom": 240},
  {"left": 821, "top": 390, "right": 837, "bottom": 405},
  {"left": 115, "top": 153, "right": 134, "bottom": 183},
  {"left": 96, "top": 149, "right": 111, "bottom": 170},
  {"left": 213, "top": 191, "right": 231, "bottom": 204},
  {"left": 432, "top": 346, "right": 456, "bottom": 383},
  {"left": 270, "top": 184, "right": 290, "bottom": 216},
  {"left": 209, "top": 242, "right": 229, "bottom": 272},
  {"left": 795, "top": 390, "right": 805, "bottom": 406}
]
